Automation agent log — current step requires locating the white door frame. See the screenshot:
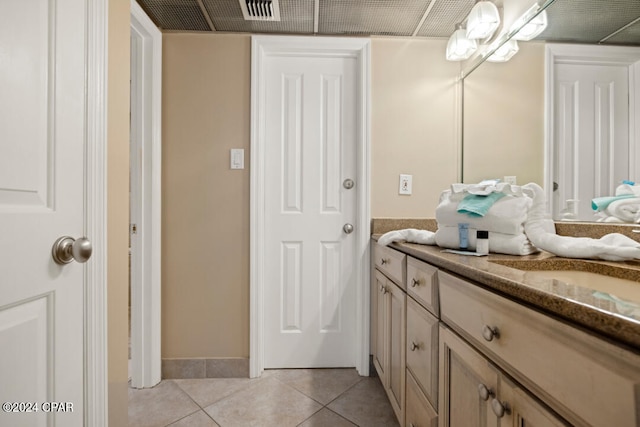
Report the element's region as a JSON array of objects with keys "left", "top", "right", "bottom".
[
  {"left": 130, "top": 0, "right": 162, "bottom": 389},
  {"left": 250, "top": 35, "right": 371, "bottom": 378},
  {"left": 85, "top": 0, "right": 108, "bottom": 425},
  {"left": 544, "top": 43, "right": 640, "bottom": 215}
]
